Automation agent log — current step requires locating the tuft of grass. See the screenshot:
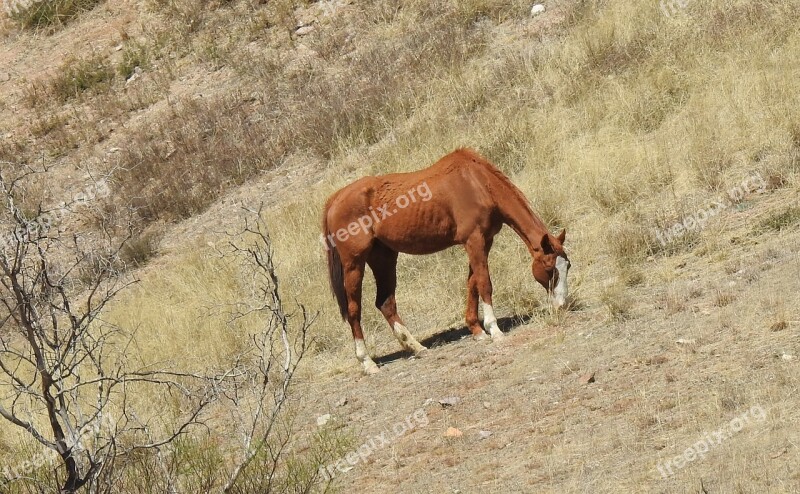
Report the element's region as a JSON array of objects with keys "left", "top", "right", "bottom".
[
  {"left": 117, "top": 40, "right": 151, "bottom": 80},
  {"left": 607, "top": 214, "right": 657, "bottom": 266},
  {"left": 7, "top": 0, "right": 104, "bottom": 30},
  {"left": 756, "top": 206, "right": 800, "bottom": 233},
  {"left": 713, "top": 289, "right": 736, "bottom": 307},
  {"left": 600, "top": 283, "right": 633, "bottom": 321},
  {"left": 769, "top": 319, "right": 789, "bottom": 332},
  {"left": 42, "top": 54, "right": 115, "bottom": 105},
  {"left": 452, "top": 0, "right": 529, "bottom": 23},
  {"left": 120, "top": 230, "right": 160, "bottom": 268}
]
